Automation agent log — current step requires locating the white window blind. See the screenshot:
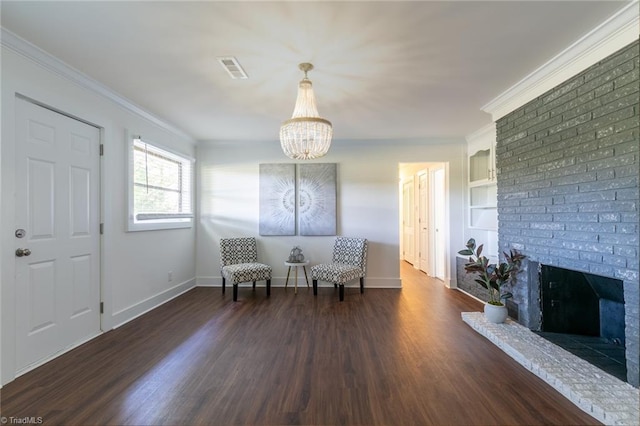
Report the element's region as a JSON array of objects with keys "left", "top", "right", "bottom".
[{"left": 129, "top": 137, "right": 194, "bottom": 231}]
